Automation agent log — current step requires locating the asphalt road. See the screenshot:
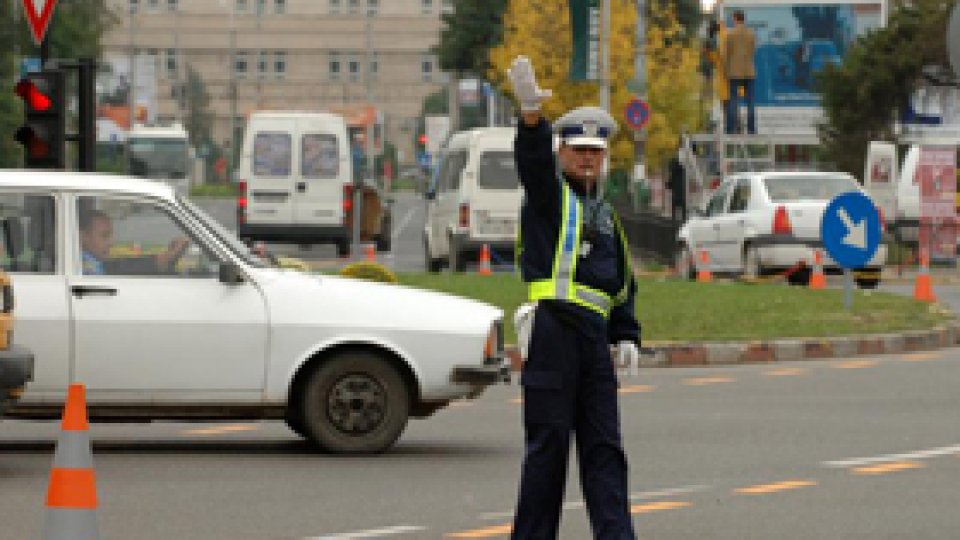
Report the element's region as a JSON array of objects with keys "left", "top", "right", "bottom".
[{"left": 2, "top": 348, "right": 960, "bottom": 539}]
